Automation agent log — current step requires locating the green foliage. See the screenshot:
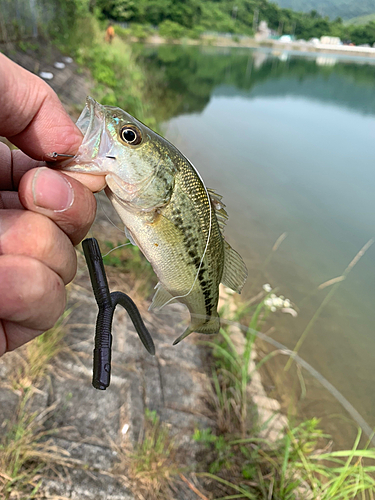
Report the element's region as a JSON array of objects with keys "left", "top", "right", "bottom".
[
  {"left": 137, "top": 43, "right": 375, "bottom": 126},
  {"left": 198, "top": 295, "right": 375, "bottom": 498},
  {"left": 5, "top": 0, "right": 375, "bottom": 47},
  {"left": 0, "top": 393, "right": 72, "bottom": 499},
  {"left": 116, "top": 23, "right": 154, "bottom": 40},
  {"left": 159, "top": 20, "right": 187, "bottom": 40},
  {"left": 193, "top": 428, "right": 235, "bottom": 473},
  {"left": 124, "top": 408, "right": 180, "bottom": 498},
  {"left": 273, "top": 0, "right": 375, "bottom": 22},
  {"left": 346, "top": 12, "right": 375, "bottom": 26},
  {"left": 0, "top": 398, "right": 44, "bottom": 498},
  {"left": 58, "top": 15, "right": 156, "bottom": 126},
  {"left": 101, "top": 239, "right": 156, "bottom": 297},
  {"left": 129, "top": 23, "right": 153, "bottom": 40},
  {"left": 350, "top": 21, "right": 375, "bottom": 45}
]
